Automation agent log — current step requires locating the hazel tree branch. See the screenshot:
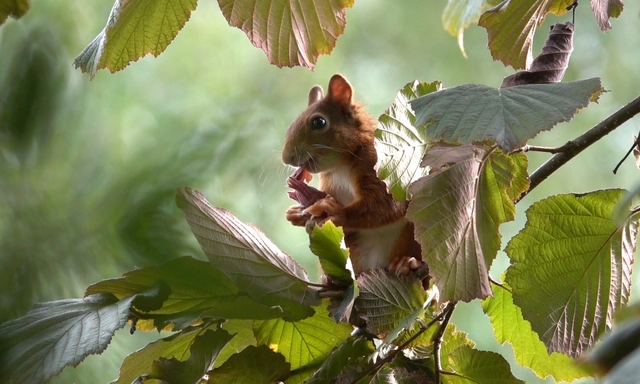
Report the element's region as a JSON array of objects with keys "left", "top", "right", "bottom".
[{"left": 517, "top": 95, "right": 640, "bottom": 203}]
